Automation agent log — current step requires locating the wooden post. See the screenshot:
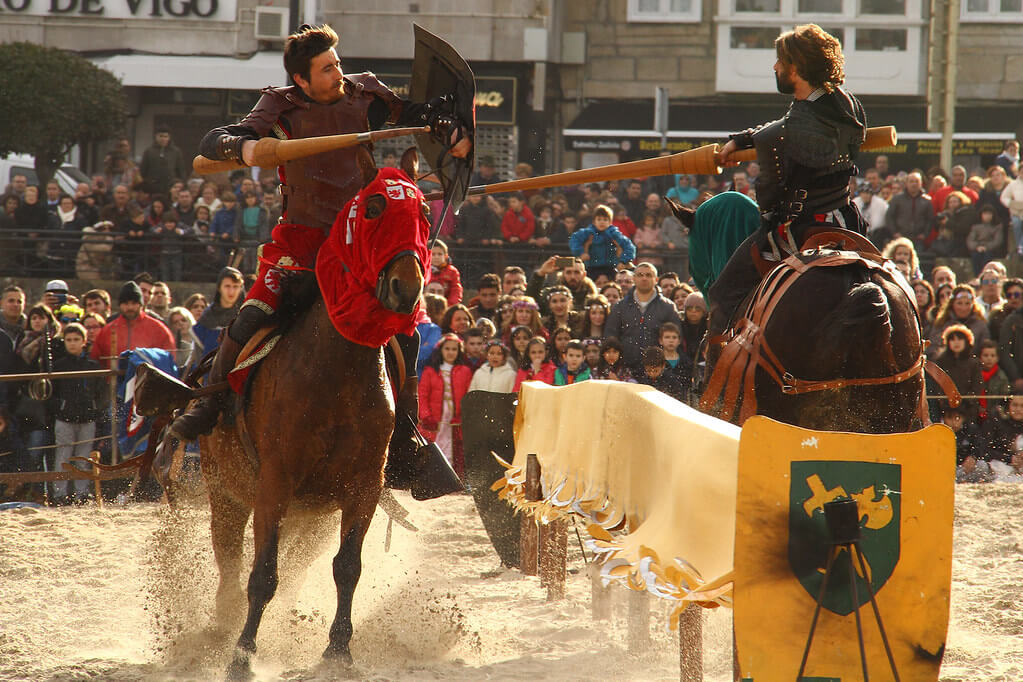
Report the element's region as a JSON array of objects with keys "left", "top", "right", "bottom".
[
  {"left": 679, "top": 606, "right": 703, "bottom": 682},
  {"left": 540, "top": 518, "right": 568, "bottom": 601},
  {"left": 89, "top": 451, "right": 103, "bottom": 508},
  {"left": 108, "top": 329, "right": 119, "bottom": 464},
  {"left": 628, "top": 589, "right": 651, "bottom": 652},
  {"left": 589, "top": 562, "right": 612, "bottom": 620},
  {"left": 520, "top": 453, "right": 541, "bottom": 576}
]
